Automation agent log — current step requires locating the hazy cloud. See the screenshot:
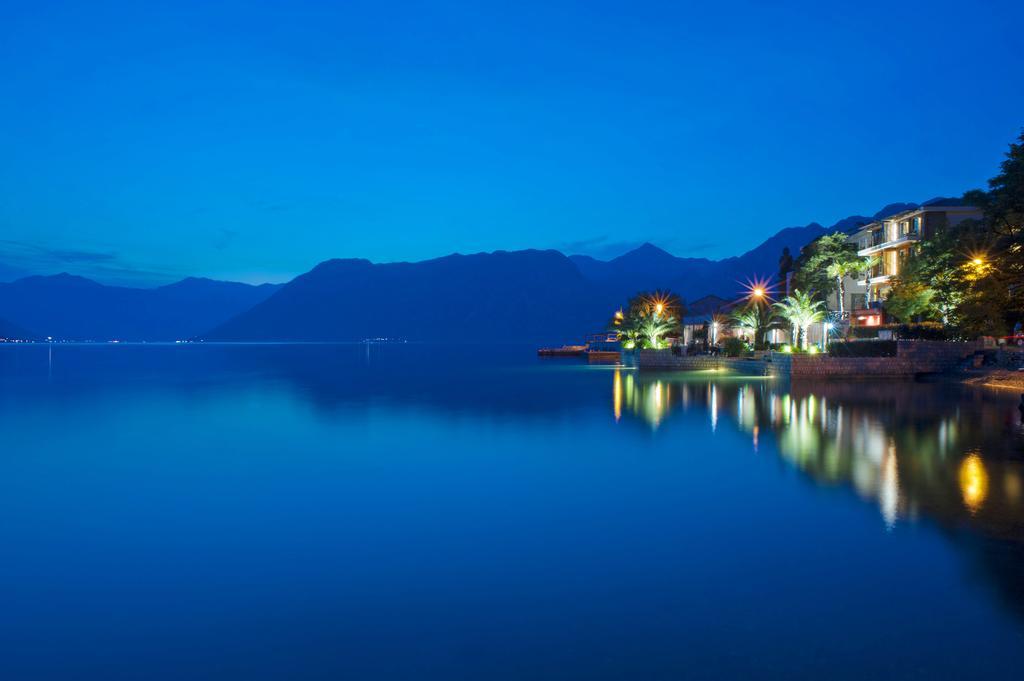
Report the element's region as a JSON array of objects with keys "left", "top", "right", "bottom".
[
  {"left": 0, "top": 239, "right": 183, "bottom": 287},
  {"left": 45, "top": 249, "right": 119, "bottom": 263},
  {"left": 0, "top": 240, "right": 118, "bottom": 264}
]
